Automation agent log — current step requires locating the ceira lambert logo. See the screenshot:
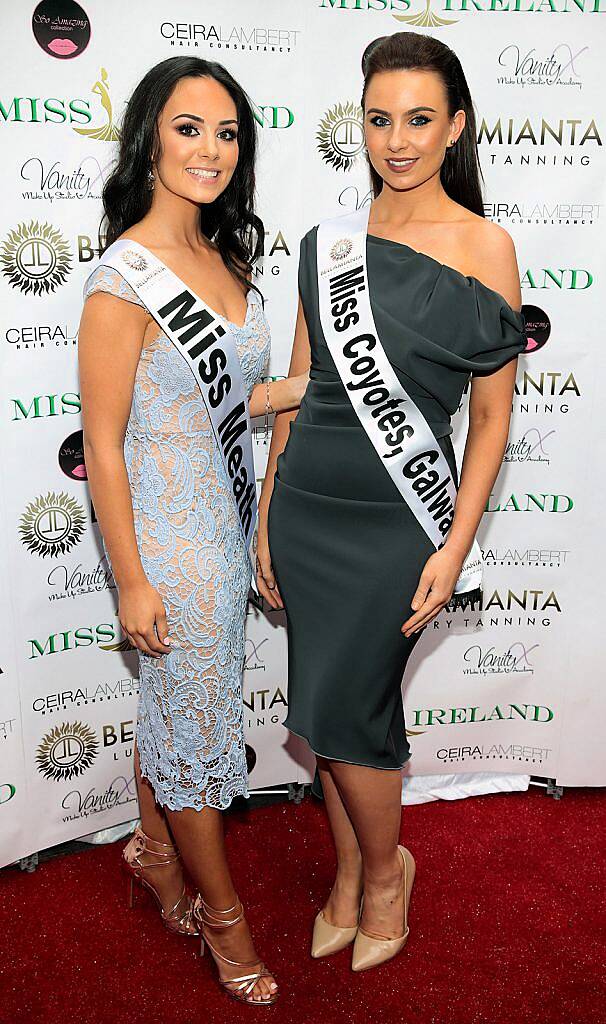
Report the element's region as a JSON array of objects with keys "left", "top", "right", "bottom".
[
  {"left": 59, "top": 429, "right": 87, "bottom": 480},
  {"left": 436, "top": 743, "right": 551, "bottom": 766},
  {"left": 121, "top": 248, "right": 148, "bottom": 272},
  {"left": 36, "top": 721, "right": 98, "bottom": 780},
  {"left": 330, "top": 238, "right": 353, "bottom": 262},
  {"left": 19, "top": 492, "right": 85, "bottom": 558},
  {"left": 72, "top": 68, "right": 119, "bottom": 142},
  {"left": 32, "top": 0, "right": 91, "bottom": 59},
  {"left": 482, "top": 545, "right": 570, "bottom": 568},
  {"left": 317, "top": 102, "right": 365, "bottom": 172},
  {"left": 486, "top": 200, "right": 602, "bottom": 226},
  {"left": 5, "top": 324, "right": 75, "bottom": 353},
  {"left": 32, "top": 677, "right": 138, "bottom": 715},
  {"left": 159, "top": 21, "right": 300, "bottom": 53},
  {"left": 0, "top": 221, "right": 72, "bottom": 295}
]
